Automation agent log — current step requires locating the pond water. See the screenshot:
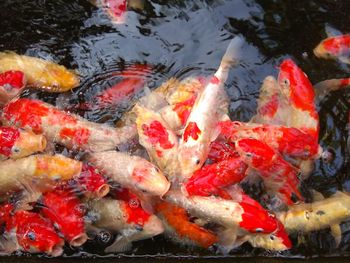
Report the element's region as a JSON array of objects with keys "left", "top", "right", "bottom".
[{"left": 0, "top": 0, "right": 350, "bottom": 259}]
